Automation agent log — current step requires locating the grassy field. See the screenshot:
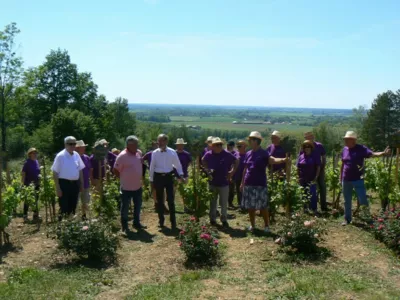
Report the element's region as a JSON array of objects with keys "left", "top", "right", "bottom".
[
  {"left": 1, "top": 197, "right": 400, "bottom": 299},
  {"left": 168, "top": 116, "right": 312, "bottom": 134}
]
